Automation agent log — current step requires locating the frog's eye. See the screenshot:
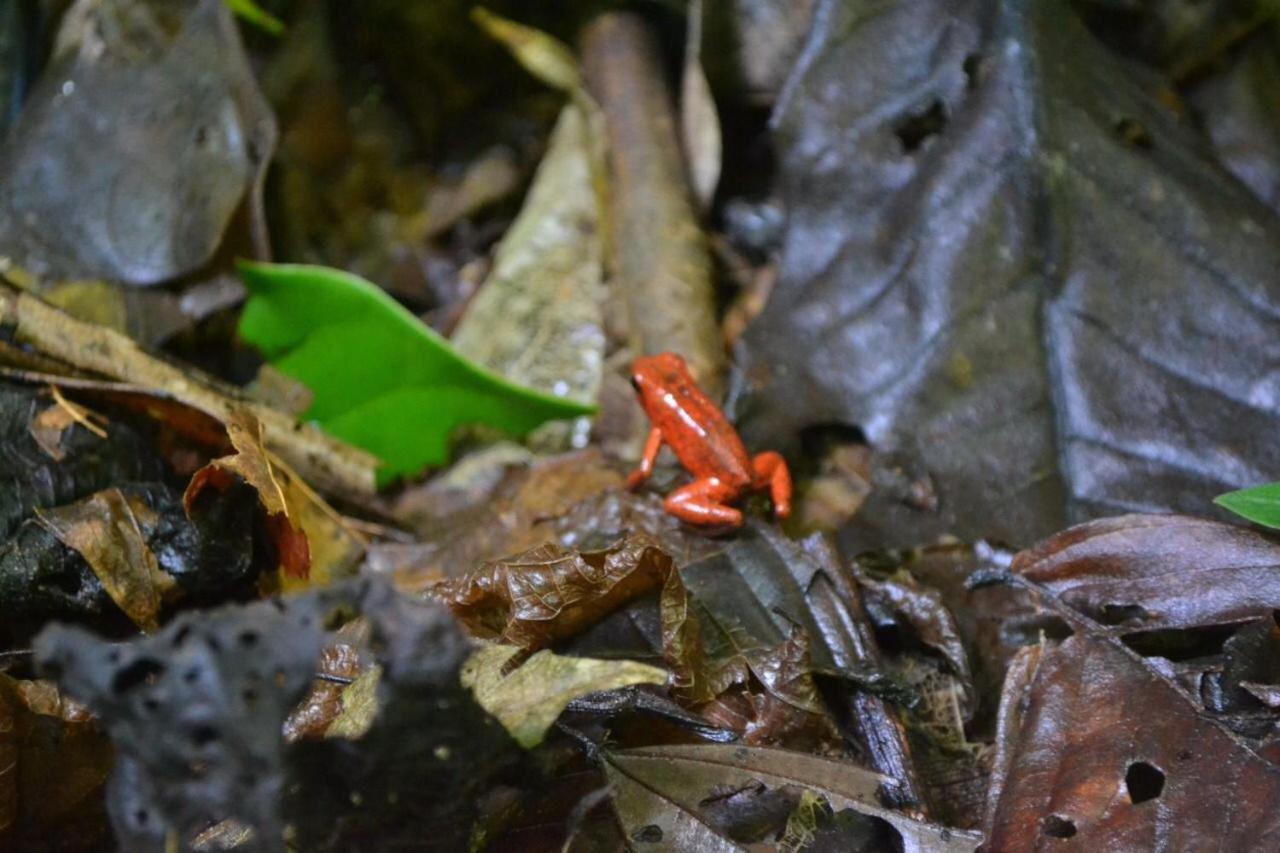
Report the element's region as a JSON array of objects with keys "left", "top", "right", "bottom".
[{"left": 630, "top": 375, "right": 642, "bottom": 391}]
